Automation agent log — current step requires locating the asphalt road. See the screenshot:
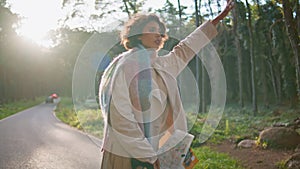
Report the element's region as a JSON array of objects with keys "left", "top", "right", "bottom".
[{"left": 0, "top": 103, "right": 102, "bottom": 169}]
